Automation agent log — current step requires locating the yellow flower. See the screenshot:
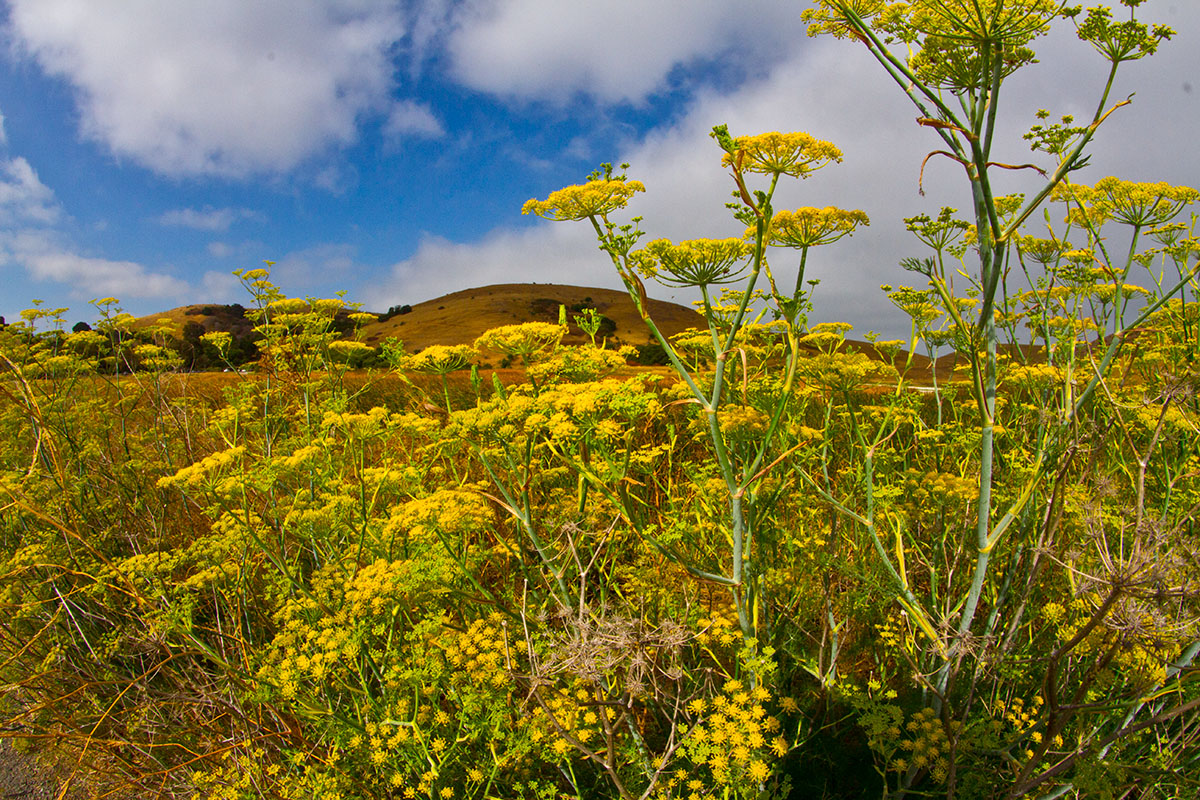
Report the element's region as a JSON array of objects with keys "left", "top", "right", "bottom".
[
  {"left": 759, "top": 206, "right": 869, "bottom": 248},
  {"left": 404, "top": 344, "right": 475, "bottom": 375},
  {"left": 522, "top": 178, "right": 646, "bottom": 221},
  {"left": 722, "top": 131, "right": 843, "bottom": 178},
  {"left": 748, "top": 759, "right": 770, "bottom": 782},
  {"left": 631, "top": 238, "right": 753, "bottom": 287}
]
